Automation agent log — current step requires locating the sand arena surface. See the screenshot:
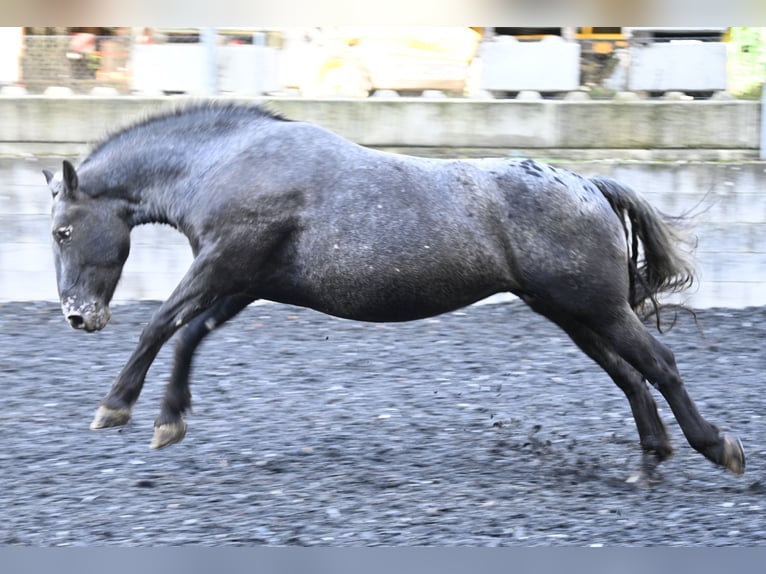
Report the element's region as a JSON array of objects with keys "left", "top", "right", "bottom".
[{"left": 0, "top": 300, "right": 764, "bottom": 545}]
